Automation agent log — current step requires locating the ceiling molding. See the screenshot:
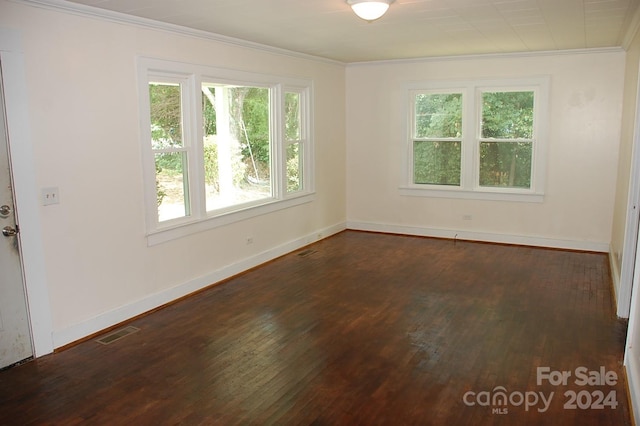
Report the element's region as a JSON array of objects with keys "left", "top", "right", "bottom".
[
  {"left": 10, "top": 0, "right": 345, "bottom": 66},
  {"left": 622, "top": 3, "right": 640, "bottom": 51},
  {"left": 346, "top": 47, "right": 625, "bottom": 67}
]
